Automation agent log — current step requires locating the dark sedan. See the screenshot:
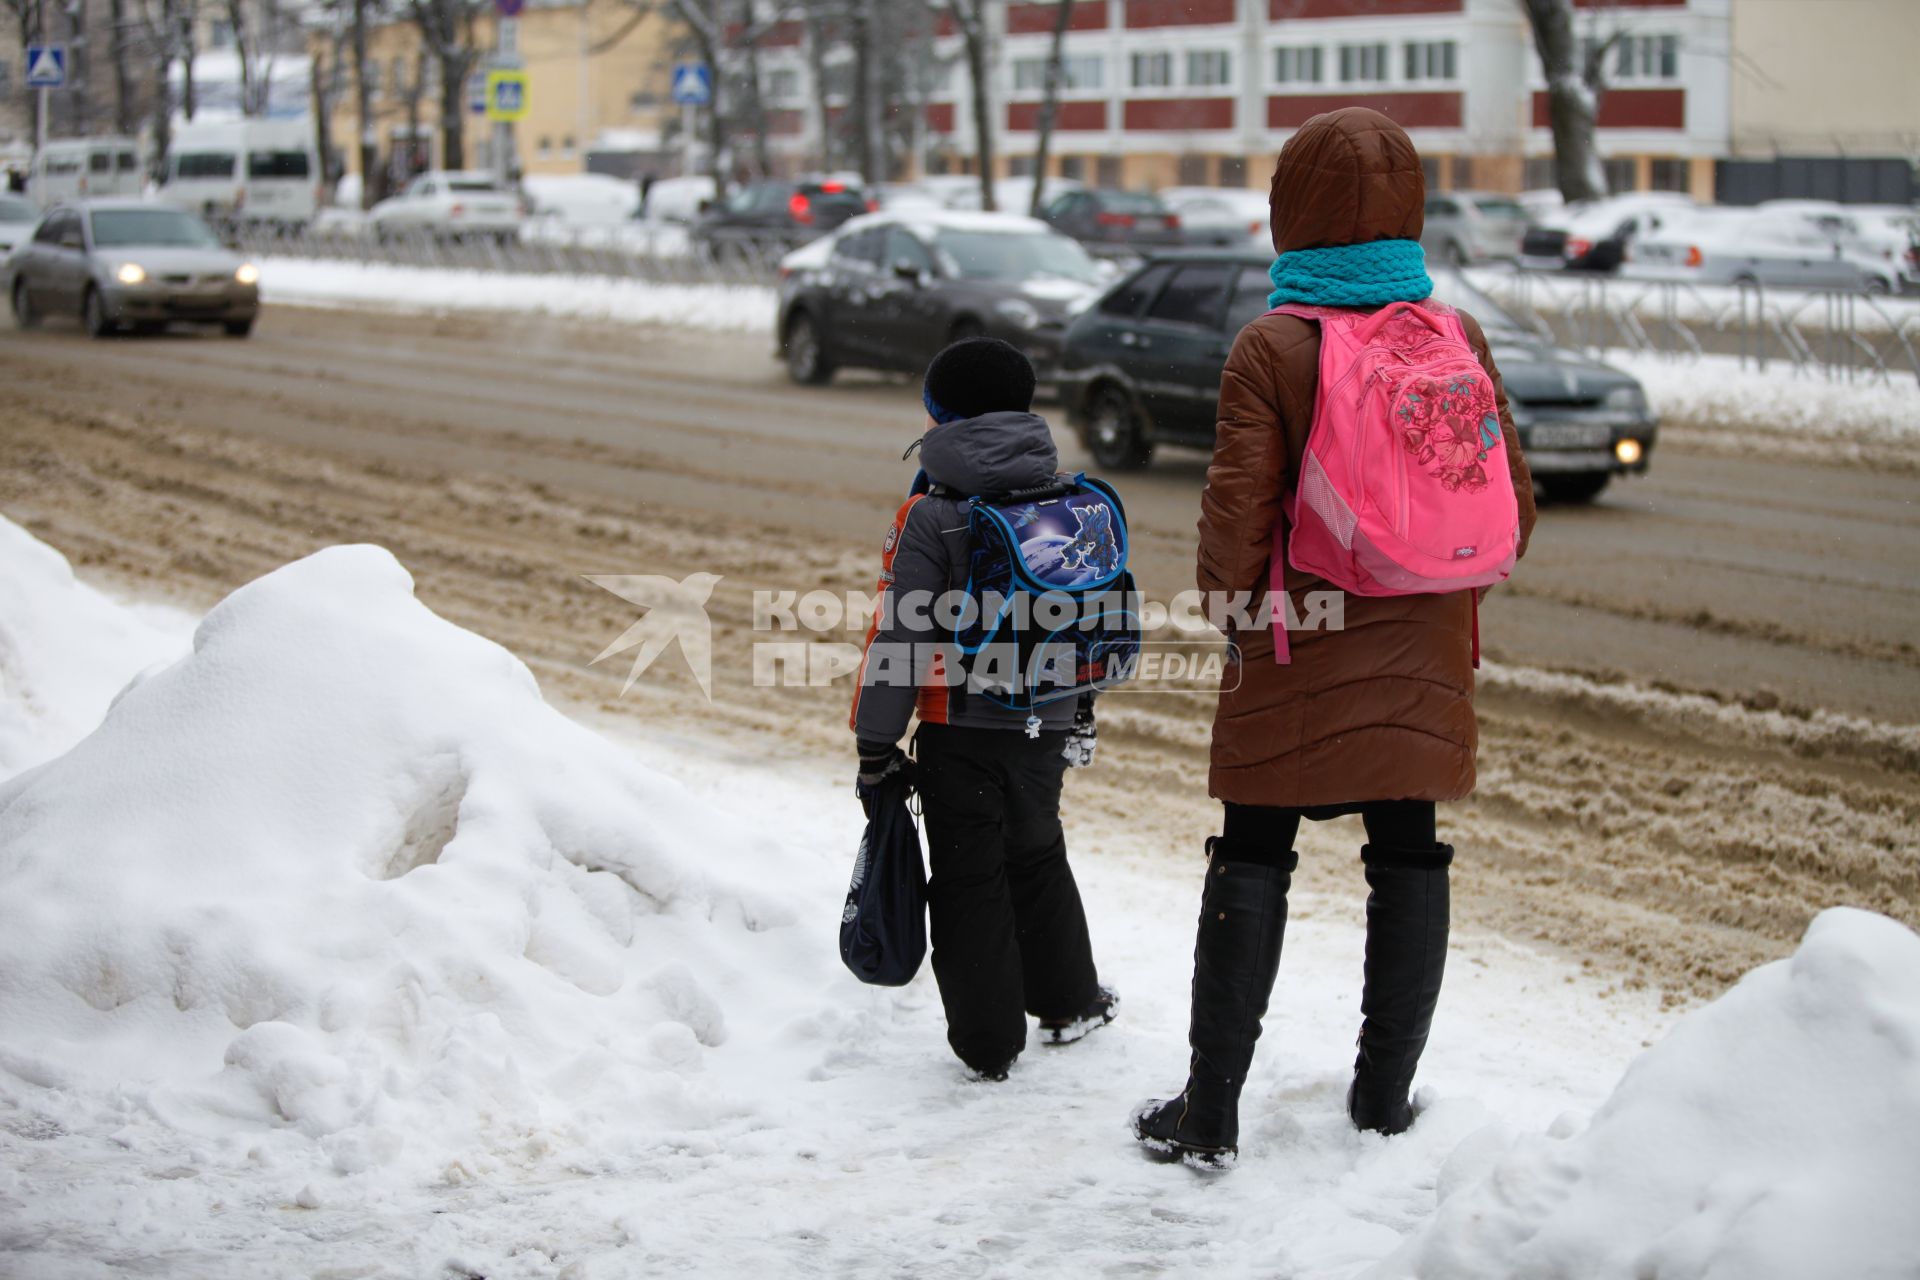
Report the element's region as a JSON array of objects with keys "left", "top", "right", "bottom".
[
  {"left": 775, "top": 211, "right": 1108, "bottom": 385},
  {"left": 1039, "top": 189, "right": 1184, "bottom": 256},
  {"left": 1057, "top": 251, "right": 1656, "bottom": 501},
  {"left": 691, "top": 178, "right": 872, "bottom": 260}
]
